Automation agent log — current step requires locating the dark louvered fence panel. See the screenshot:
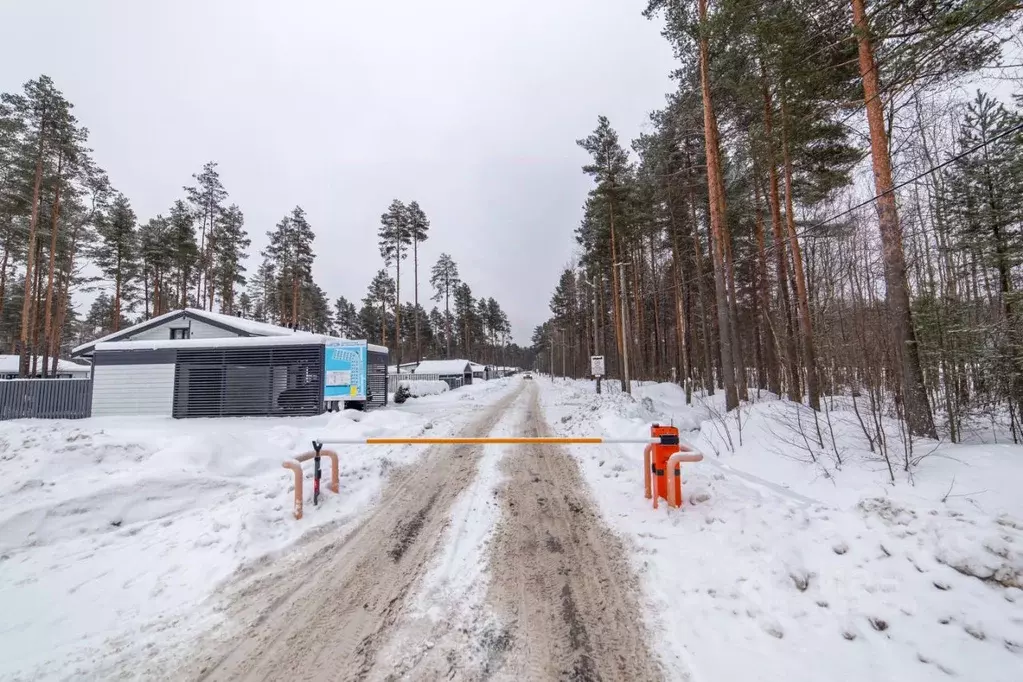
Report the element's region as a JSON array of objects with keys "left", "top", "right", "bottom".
[
  {"left": 367, "top": 351, "right": 389, "bottom": 407},
  {"left": 0, "top": 379, "right": 92, "bottom": 420},
  {"left": 173, "top": 346, "right": 324, "bottom": 418}
]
